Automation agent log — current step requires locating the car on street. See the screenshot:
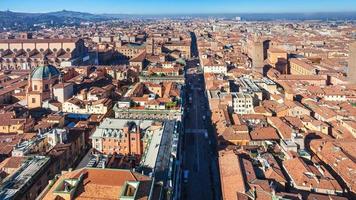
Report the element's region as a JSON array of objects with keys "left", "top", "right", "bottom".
[
  {"left": 204, "top": 132, "right": 208, "bottom": 139},
  {"left": 183, "top": 170, "right": 189, "bottom": 183}
]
